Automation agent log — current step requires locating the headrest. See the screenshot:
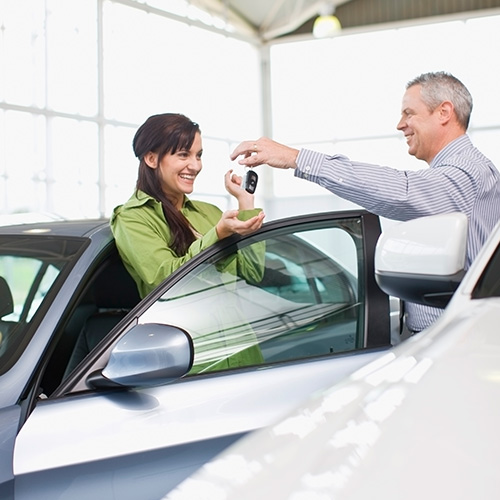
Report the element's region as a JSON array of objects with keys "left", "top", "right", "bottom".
[
  {"left": 93, "top": 259, "right": 141, "bottom": 310},
  {"left": 0, "top": 277, "right": 14, "bottom": 318}
]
